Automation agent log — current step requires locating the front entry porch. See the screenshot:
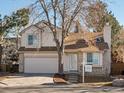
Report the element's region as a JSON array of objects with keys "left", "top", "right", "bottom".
[
  {"left": 63, "top": 51, "right": 106, "bottom": 83},
  {"left": 63, "top": 54, "right": 79, "bottom": 83}
]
